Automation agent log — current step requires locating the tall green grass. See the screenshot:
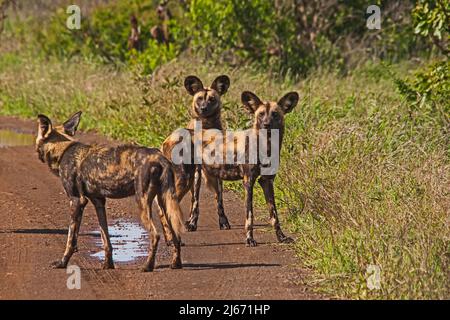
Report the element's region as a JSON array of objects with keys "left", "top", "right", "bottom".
[{"left": 276, "top": 66, "right": 449, "bottom": 299}]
